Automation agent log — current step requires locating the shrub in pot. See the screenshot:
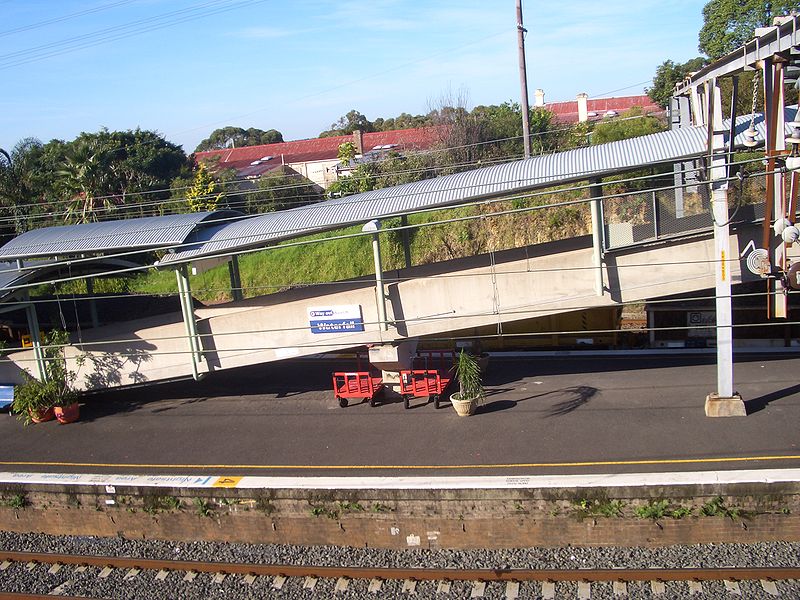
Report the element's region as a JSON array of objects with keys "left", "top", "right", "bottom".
[
  {"left": 450, "top": 350, "right": 484, "bottom": 416},
  {"left": 11, "top": 330, "right": 80, "bottom": 425},
  {"left": 11, "top": 372, "right": 56, "bottom": 425}
]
